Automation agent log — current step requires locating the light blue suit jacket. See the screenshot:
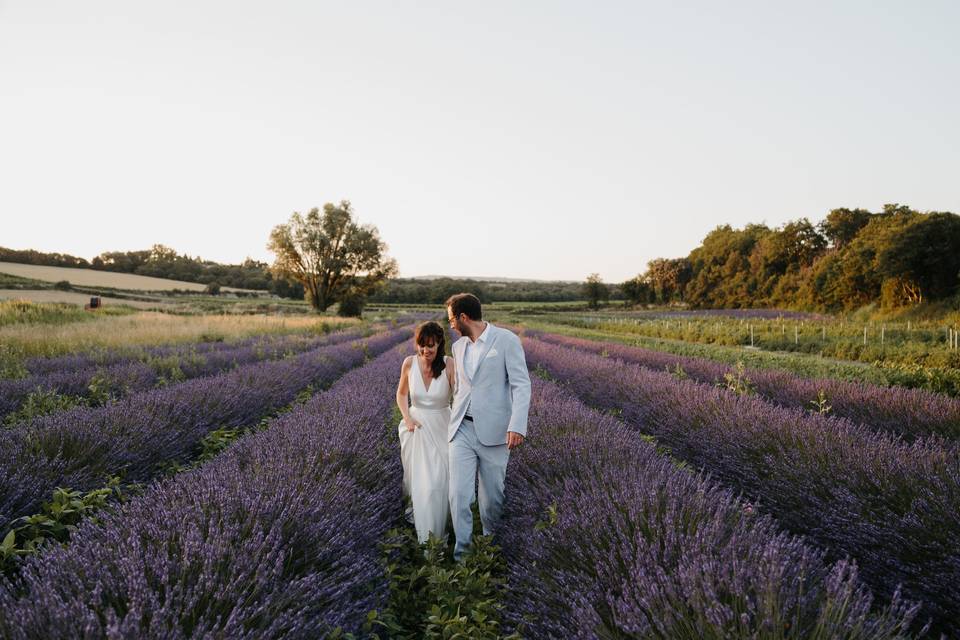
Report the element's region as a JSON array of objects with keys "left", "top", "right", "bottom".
[{"left": 448, "top": 323, "right": 532, "bottom": 446}]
